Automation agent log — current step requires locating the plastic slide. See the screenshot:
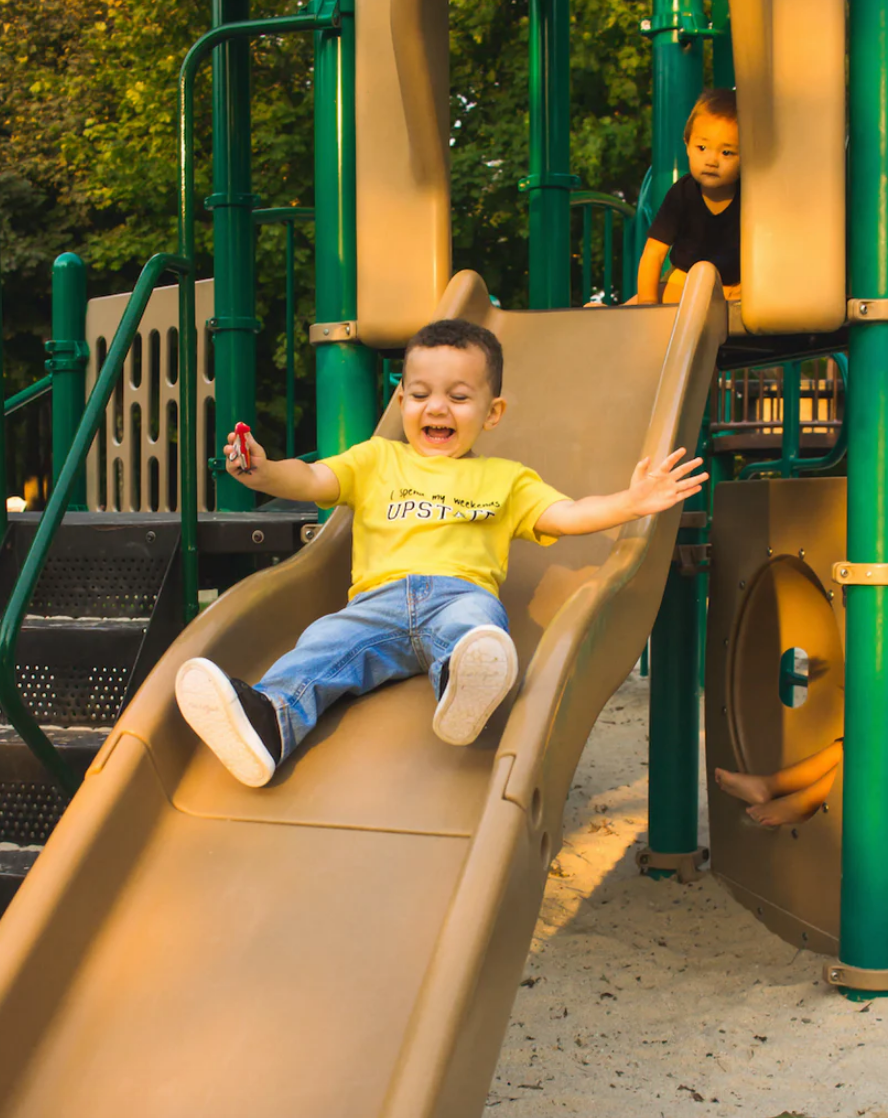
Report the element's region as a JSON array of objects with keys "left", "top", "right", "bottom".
[{"left": 0, "top": 264, "right": 725, "bottom": 1118}]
